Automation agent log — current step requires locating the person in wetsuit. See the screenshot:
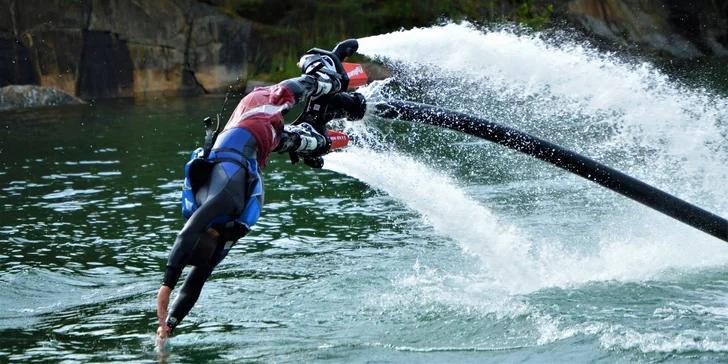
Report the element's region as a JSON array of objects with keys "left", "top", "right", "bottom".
[{"left": 155, "top": 48, "right": 366, "bottom": 341}]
